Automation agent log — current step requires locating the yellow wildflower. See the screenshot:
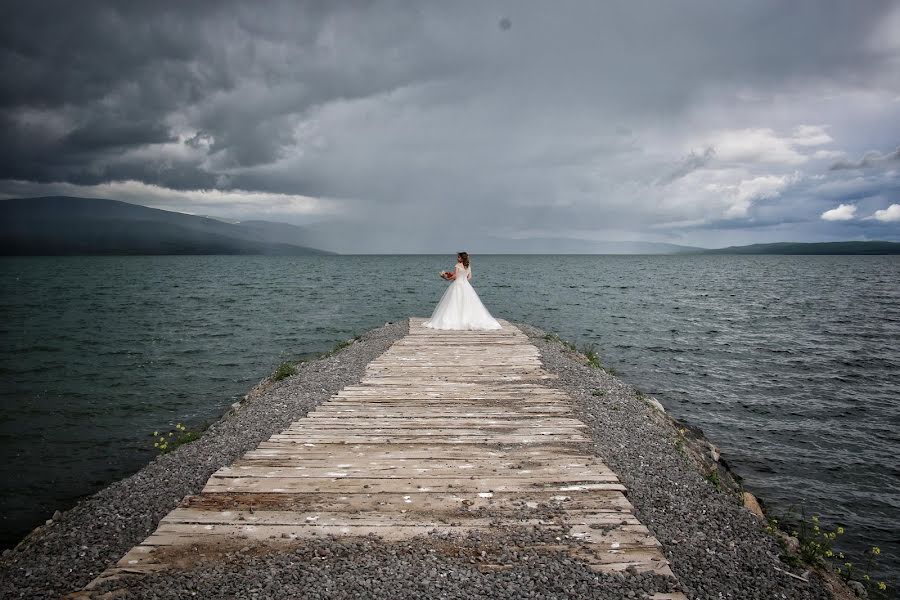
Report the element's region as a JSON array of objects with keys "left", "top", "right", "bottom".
[
  {"left": 836, "top": 527, "right": 844, "bottom": 535},
  {"left": 872, "top": 546, "right": 881, "bottom": 555},
  {"left": 878, "top": 582, "right": 887, "bottom": 591}
]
